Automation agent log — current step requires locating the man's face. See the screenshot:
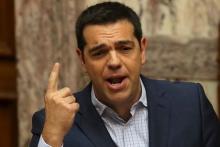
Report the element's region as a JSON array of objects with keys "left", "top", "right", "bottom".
[{"left": 78, "top": 20, "right": 147, "bottom": 108}]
